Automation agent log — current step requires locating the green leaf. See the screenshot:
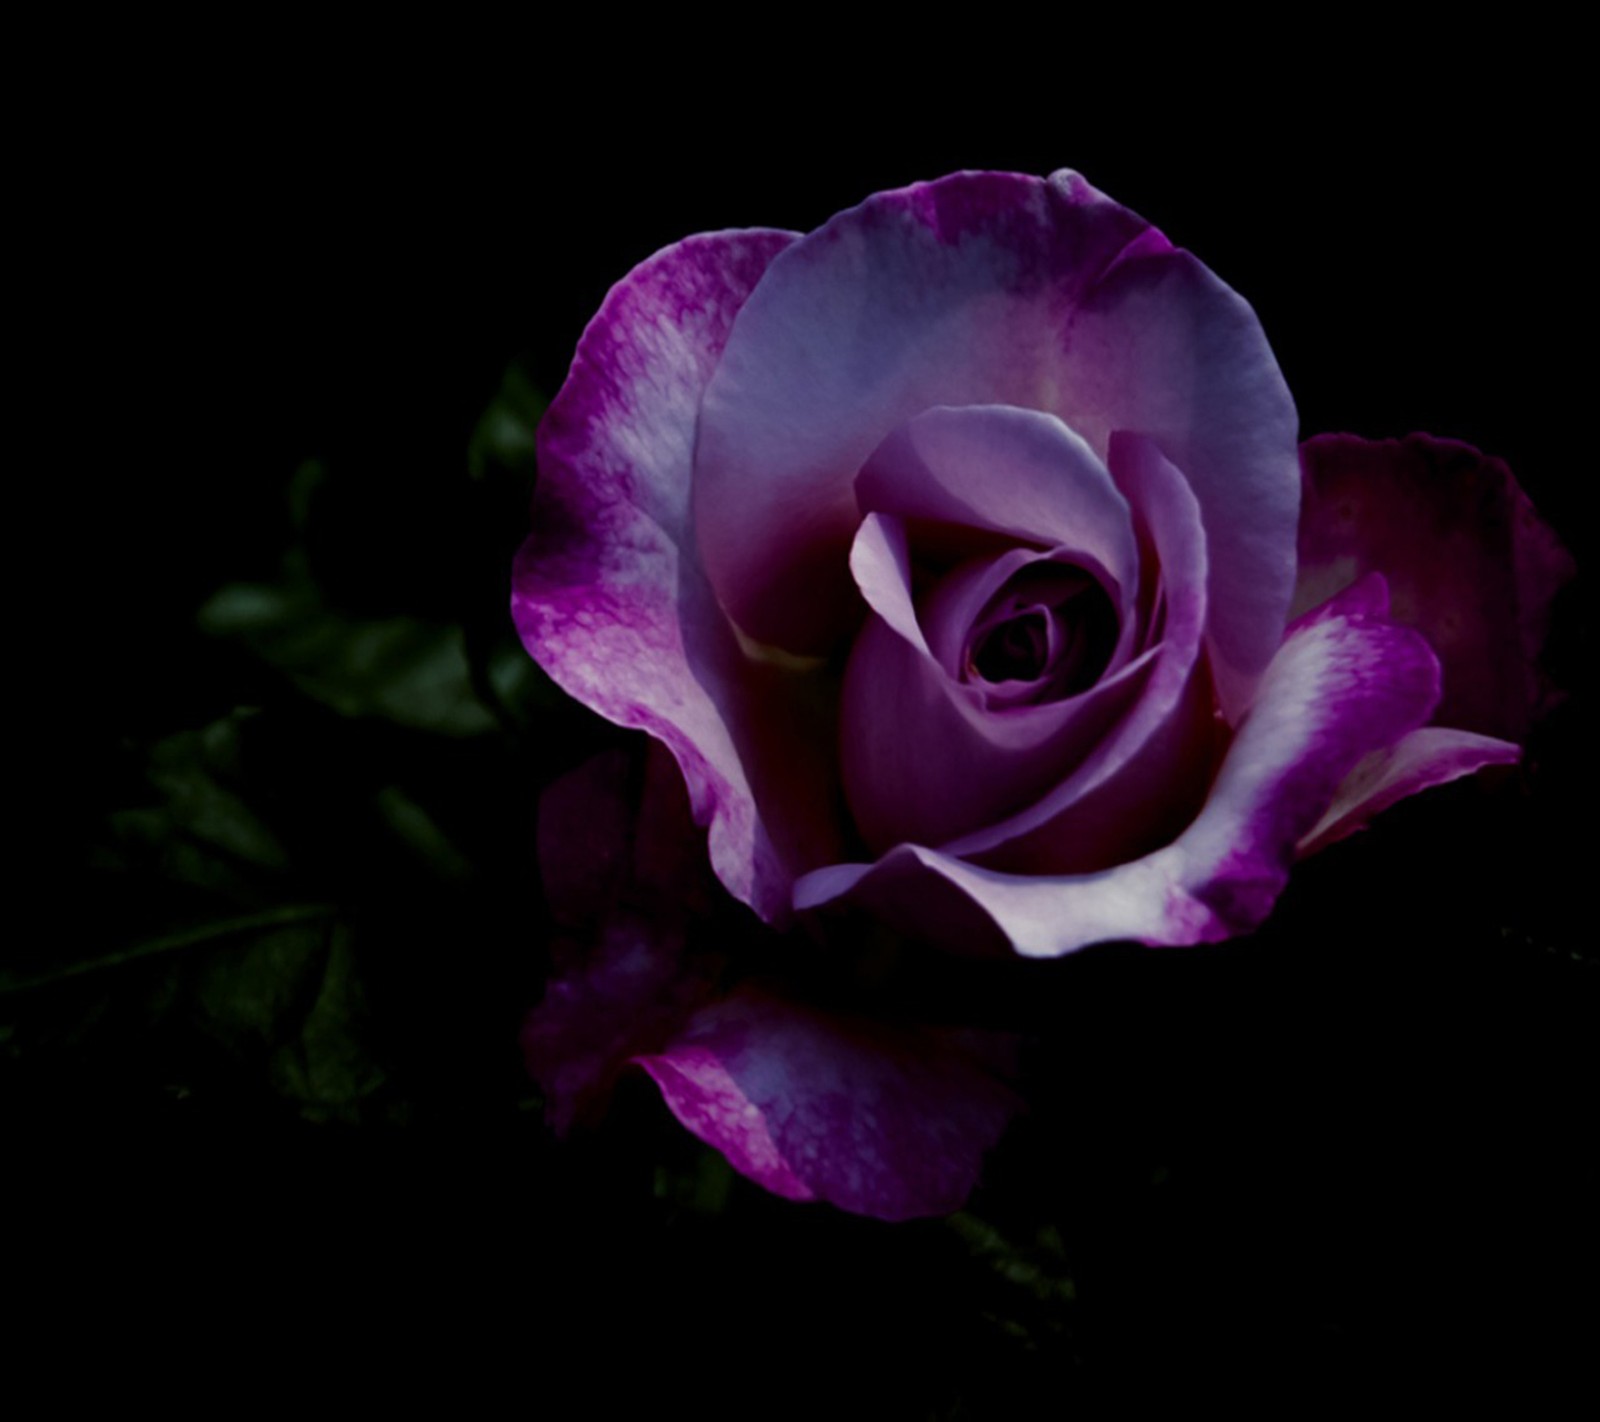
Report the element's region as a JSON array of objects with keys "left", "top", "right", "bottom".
[
  {"left": 196, "top": 918, "right": 386, "bottom": 1120},
  {"left": 10, "top": 708, "right": 391, "bottom": 1121},
  {"left": 0, "top": 906, "right": 337, "bottom": 995},
  {"left": 198, "top": 456, "right": 516, "bottom": 737},
  {"left": 948, "top": 1212, "right": 1078, "bottom": 1348},
  {"left": 468, "top": 358, "right": 545, "bottom": 484},
  {"left": 373, "top": 783, "right": 475, "bottom": 883},
  {"left": 200, "top": 581, "right": 497, "bottom": 736}
]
